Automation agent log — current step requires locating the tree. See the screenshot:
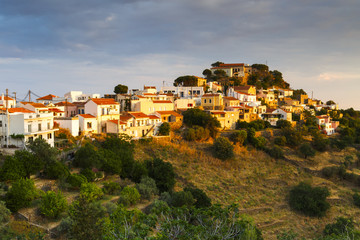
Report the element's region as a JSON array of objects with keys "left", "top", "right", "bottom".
[
  {"left": 276, "top": 120, "right": 292, "bottom": 129},
  {"left": 145, "top": 158, "right": 176, "bottom": 193},
  {"left": 5, "top": 178, "right": 40, "bottom": 212},
  {"left": 202, "top": 69, "right": 212, "bottom": 79},
  {"left": 74, "top": 143, "right": 102, "bottom": 169},
  {"left": 80, "top": 183, "right": 104, "bottom": 202},
  {"left": 67, "top": 174, "right": 88, "bottom": 190},
  {"left": 230, "top": 130, "right": 247, "bottom": 145},
  {"left": 326, "top": 100, "right": 336, "bottom": 105},
  {"left": 183, "top": 108, "right": 221, "bottom": 138},
  {"left": 27, "top": 138, "right": 58, "bottom": 170},
  {"left": 184, "top": 186, "right": 211, "bottom": 208},
  {"left": 158, "top": 122, "right": 170, "bottom": 136},
  {"left": 40, "top": 191, "right": 67, "bottom": 218},
  {"left": 173, "top": 75, "right": 198, "bottom": 87},
  {"left": 299, "top": 143, "right": 316, "bottom": 159},
  {"left": 323, "top": 217, "right": 358, "bottom": 237},
  {"left": 170, "top": 191, "right": 195, "bottom": 207},
  {"left": 212, "top": 137, "right": 234, "bottom": 160},
  {"left": 211, "top": 61, "right": 224, "bottom": 67},
  {"left": 68, "top": 198, "right": 106, "bottom": 240},
  {"left": 118, "top": 186, "right": 141, "bottom": 206},
  {"left": 114, "top": 84, "right": 128, "bottom": 94},
  {"left": 289, "top": 182, "right": 330, "bottom": 217},
  {"left": 0, "top": 201, "right": 10, "bottom": 225},
  {"left": 266, "top": 145, "right": 284, "bottom": 159},
  {"left": 0, "top": 156, "right": 26, "bottom": 181},
  {"left": 136, "top": 176, "right": 158, "bottom": 201}
]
